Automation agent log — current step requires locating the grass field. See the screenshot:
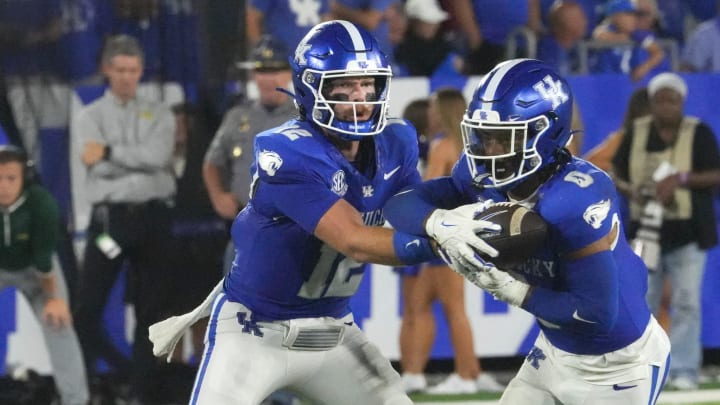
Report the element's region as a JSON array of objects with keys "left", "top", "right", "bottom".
[{"left": 409, "top": 382, "right": 720, "bottom": 404}]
